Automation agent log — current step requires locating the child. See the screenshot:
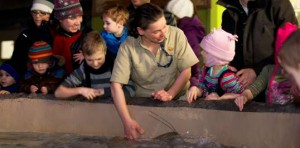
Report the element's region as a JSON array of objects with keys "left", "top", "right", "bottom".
[
  {"left": 55, "top": 31, "right": 135, "bottom": 100},
  {"left": 235, "top": 22, "right": 300, "bottom": 111},
  {"left": 166, "top": 0, "right": 206, "bottom": 90},
  {"left": 0, "top": 61, "right": 20, "bottom": 94},
  {"left": 20, "top": 41, "right": 65, "bottom": 94},
  {"left": 278, "top": 29, "right": 300, "bottom": 89},
  {"left": 187, "top": 28, "right": 243, "bottom": 103},
  {"left": 100, "top": 4, "right": 129, "bottom": 68}
]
